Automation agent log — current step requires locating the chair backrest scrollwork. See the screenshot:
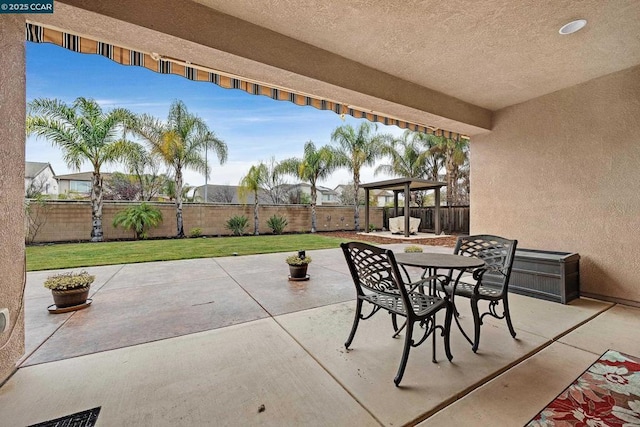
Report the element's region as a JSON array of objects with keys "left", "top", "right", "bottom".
[
  {"left": 342, "top": 242, "right": 420, "bottom": 315},
  {"left": 455, "top": 235, "right": 518, "bottom": 292},
  {"left": 342, "top": 242, "right": 399, "bottom": 294}
]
